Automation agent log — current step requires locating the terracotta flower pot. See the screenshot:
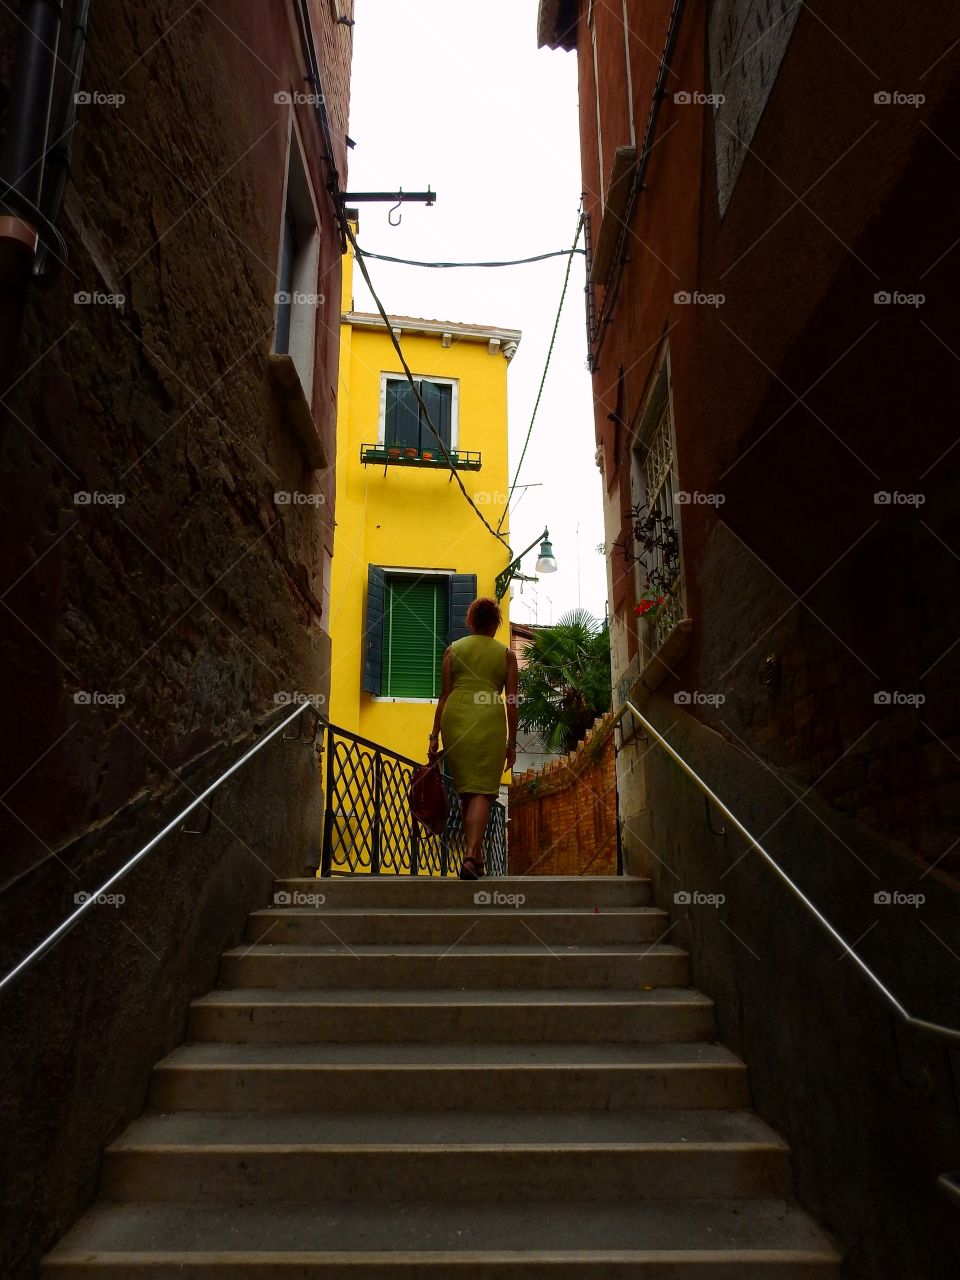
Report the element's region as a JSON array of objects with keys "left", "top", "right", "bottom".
[
  {"left": 422, "top": 450, "right": 433, "bottom": 461},
  {"left": 388, "top": 448, "right": 400, "bottom": 459},
  {"left": 404, "top": 447, "right": 417, "bottom": 458}
]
